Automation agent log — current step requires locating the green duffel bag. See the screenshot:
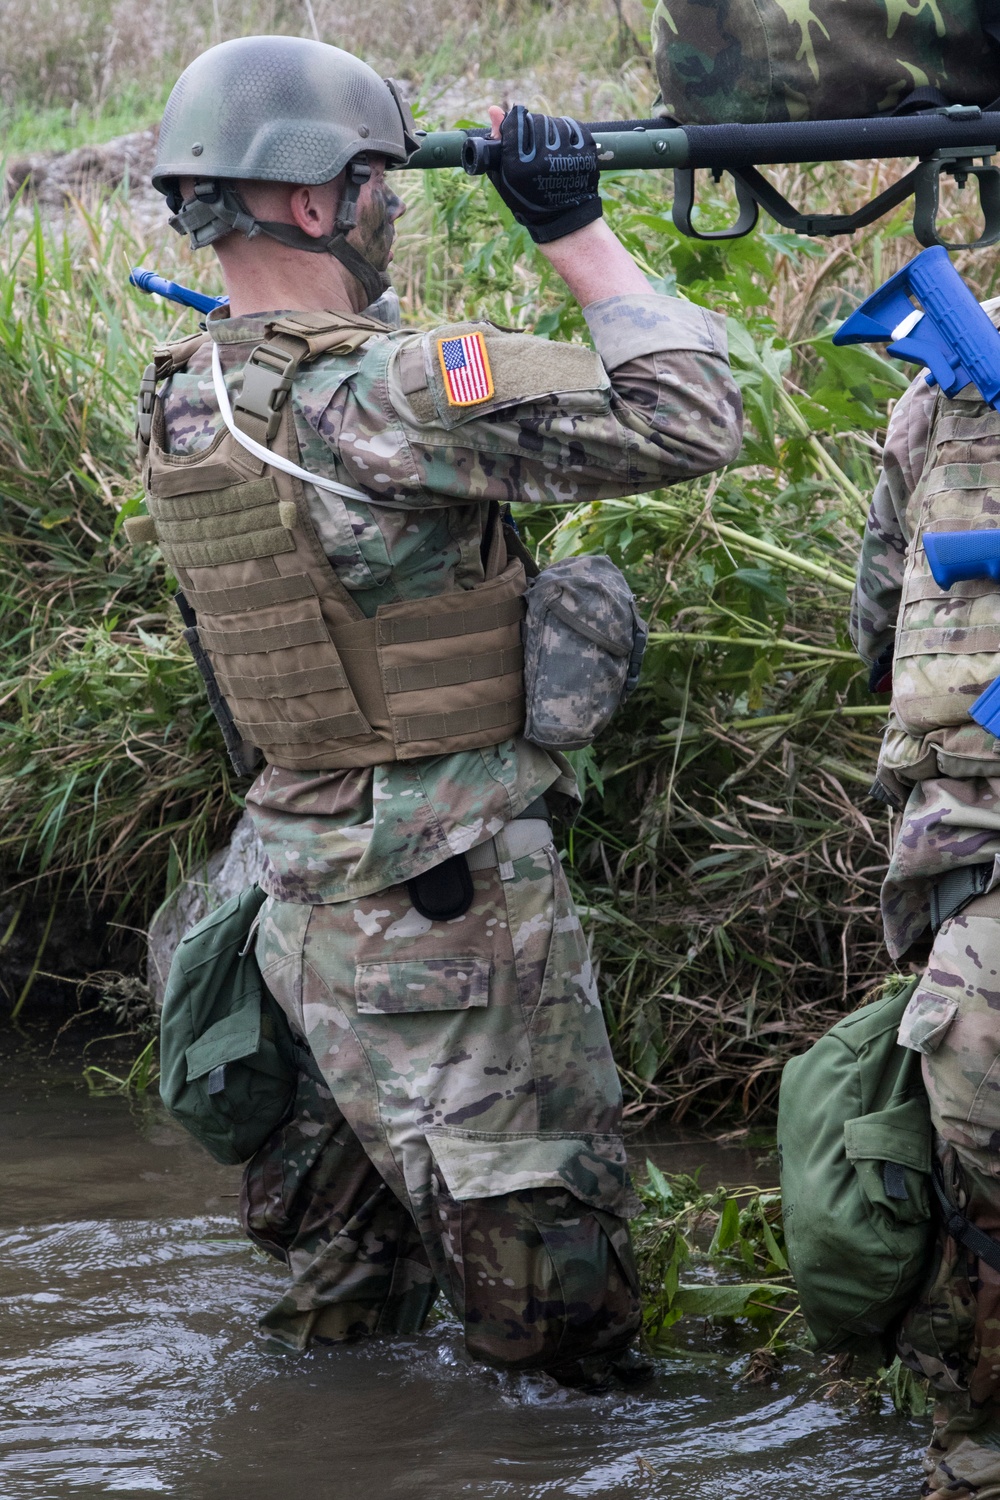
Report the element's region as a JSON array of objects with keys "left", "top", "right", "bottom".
[
  {"left": 159, "top": 884, "right": 299, "bottom": 1165},
  {"left": 777, "top": 977, "right": 935, "bottom": 1356},
  {"left": 652, "top": 0, "right": 1000, "bottom": 124}
]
